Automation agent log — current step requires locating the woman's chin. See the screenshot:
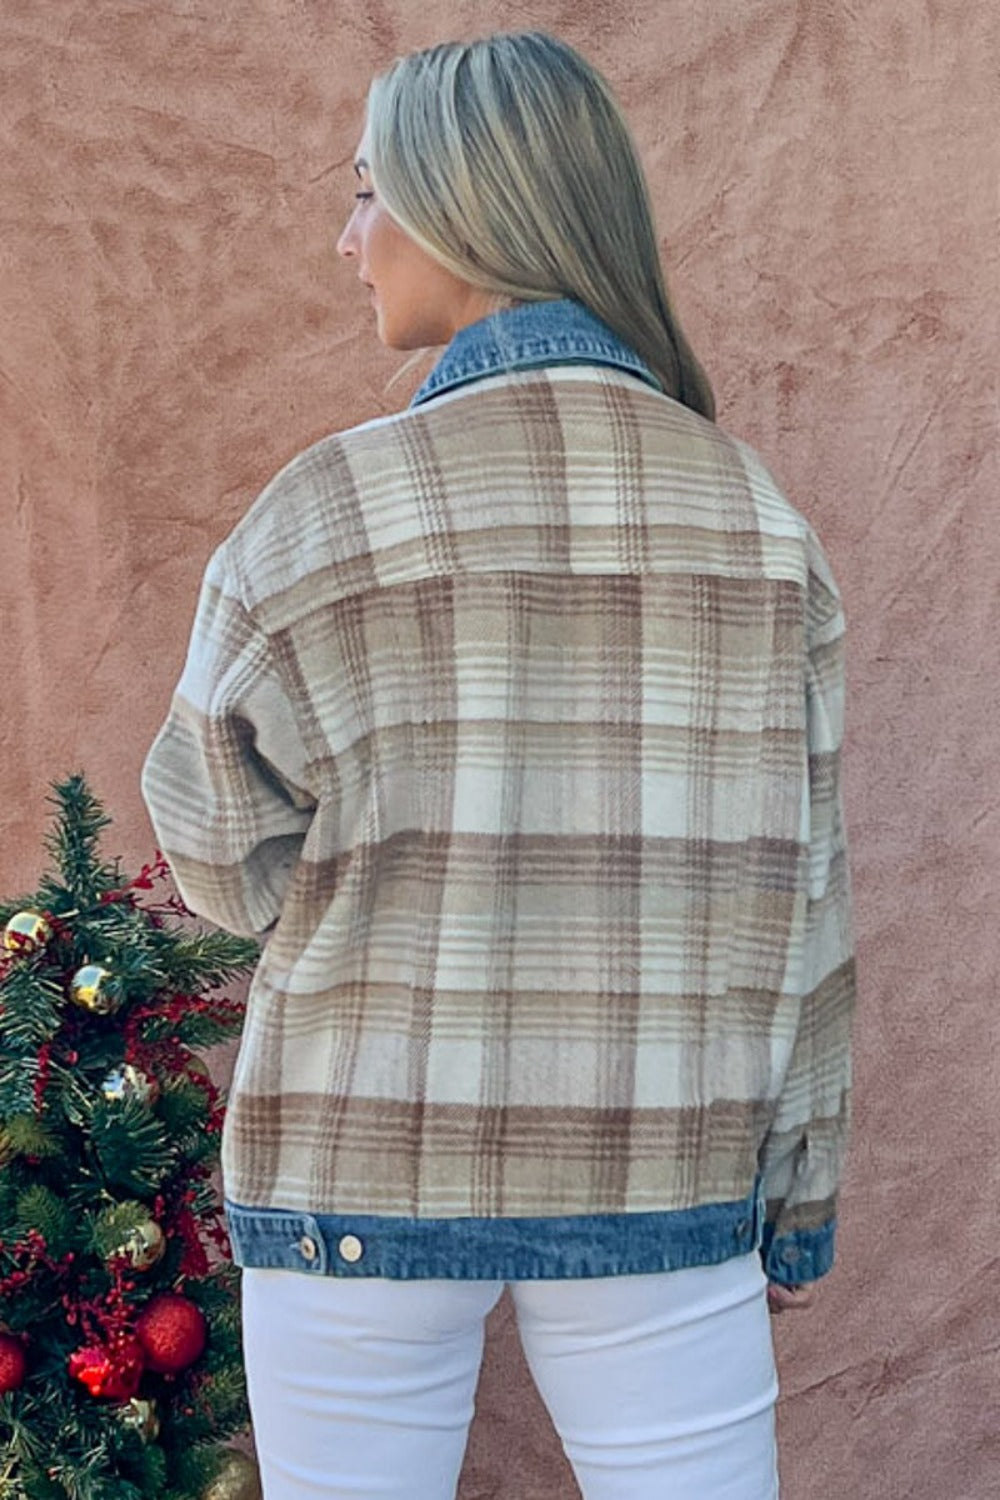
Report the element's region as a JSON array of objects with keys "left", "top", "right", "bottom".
[{"left": 373, "top": 307, "right": 393, "bottom": 346}]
